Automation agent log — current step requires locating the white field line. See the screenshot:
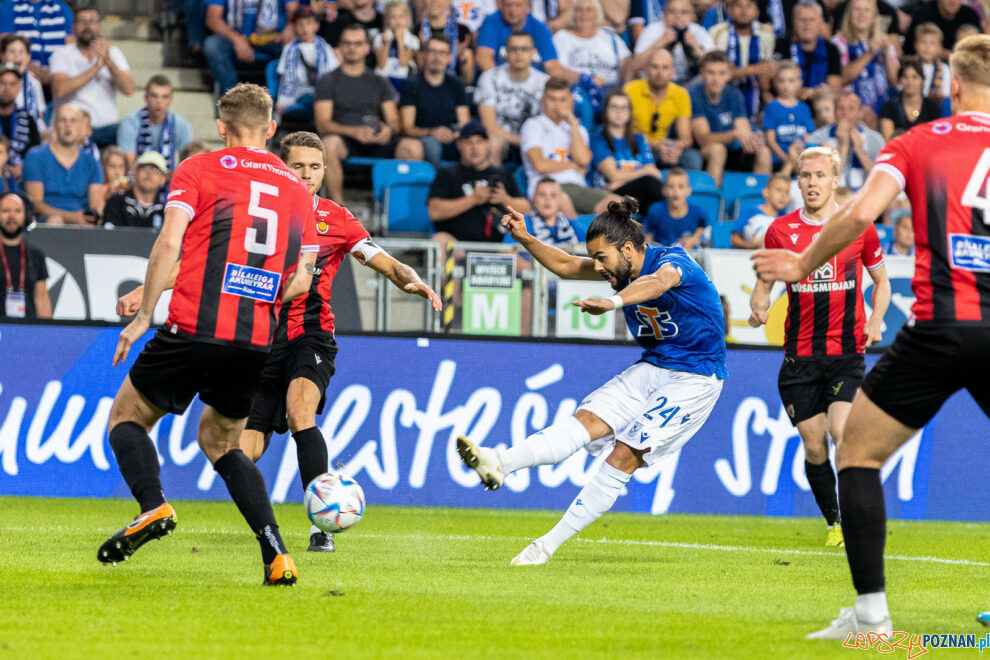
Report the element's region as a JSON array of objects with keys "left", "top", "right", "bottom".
[{"left": 5, "top": 526, "right": 988, "bottom": 568}]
